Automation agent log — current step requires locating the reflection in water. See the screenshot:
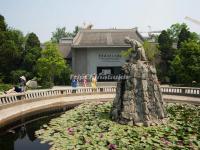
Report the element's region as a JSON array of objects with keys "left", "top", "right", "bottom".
[
  {"left": 0, "top": 104, "right": 77, "bottom": 150},
  {"left": 0, "top": 116, "right": 55, "bottom": 150}
]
